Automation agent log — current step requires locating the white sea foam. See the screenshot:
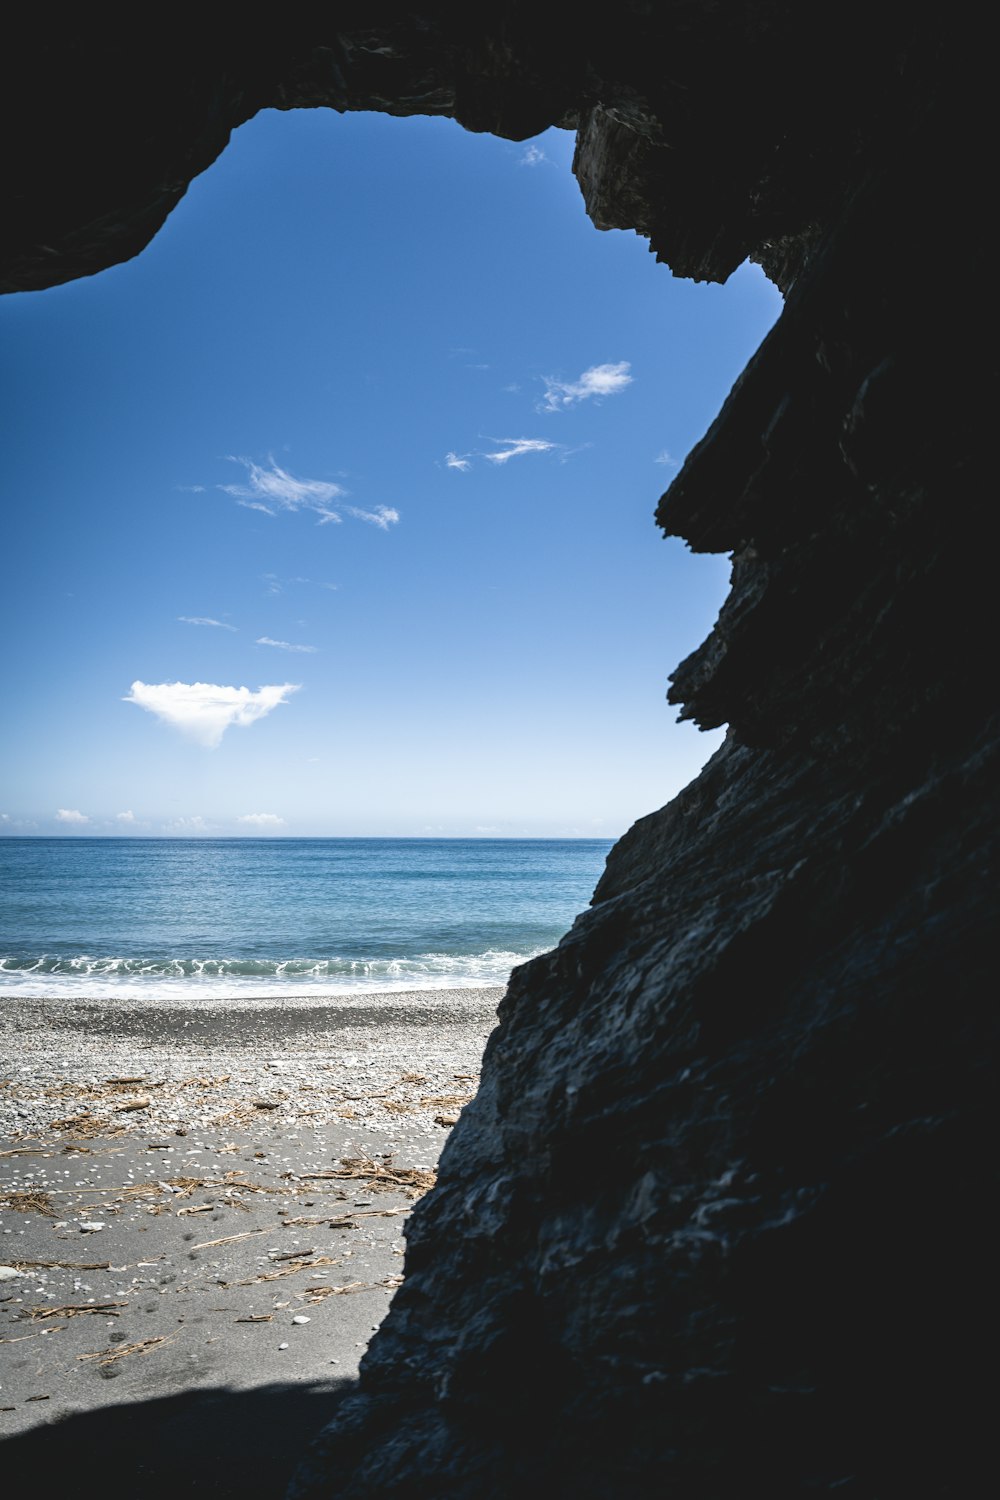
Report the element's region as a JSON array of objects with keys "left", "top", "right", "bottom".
[{"left": 0, "top": 948, "right": 542, "bottom": 999}]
